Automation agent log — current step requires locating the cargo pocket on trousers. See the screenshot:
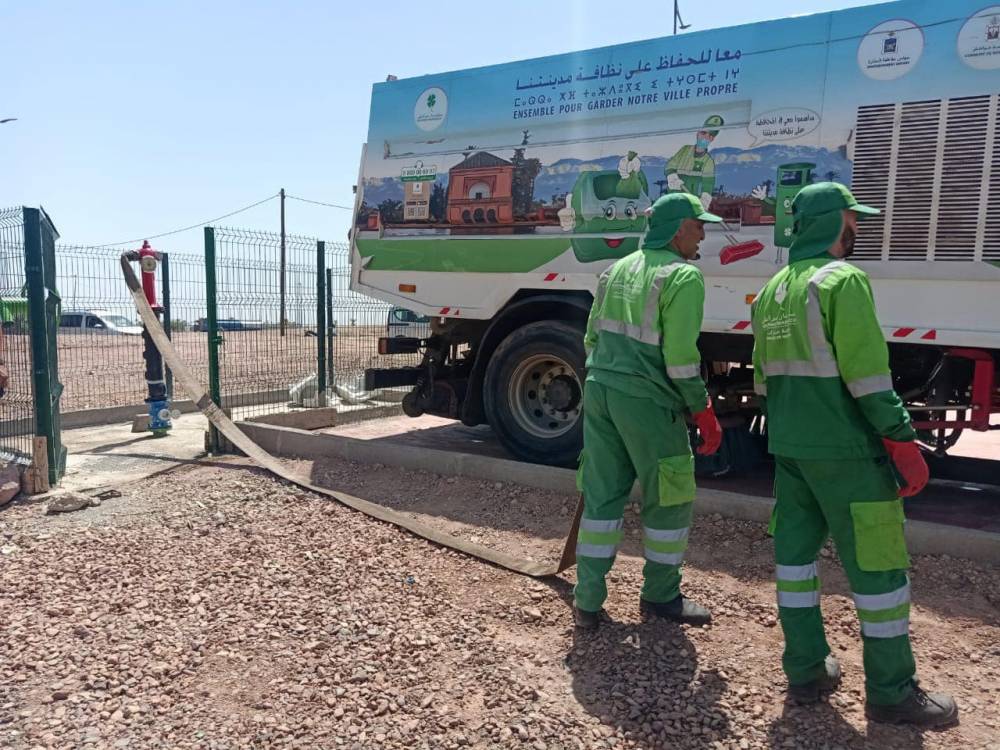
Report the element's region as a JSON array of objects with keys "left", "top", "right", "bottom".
[
  {"left": 767, "top": 505, "right": 778, "bottom": 537},
  {"left": 850, "top": 500, "right": 910, "bottom": 572},
  {"left": 575, "top": 452, "right": 585, "bottom": 493},
  {"left": 657, "top": 454, "right": 696, "bottom": 507}
]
